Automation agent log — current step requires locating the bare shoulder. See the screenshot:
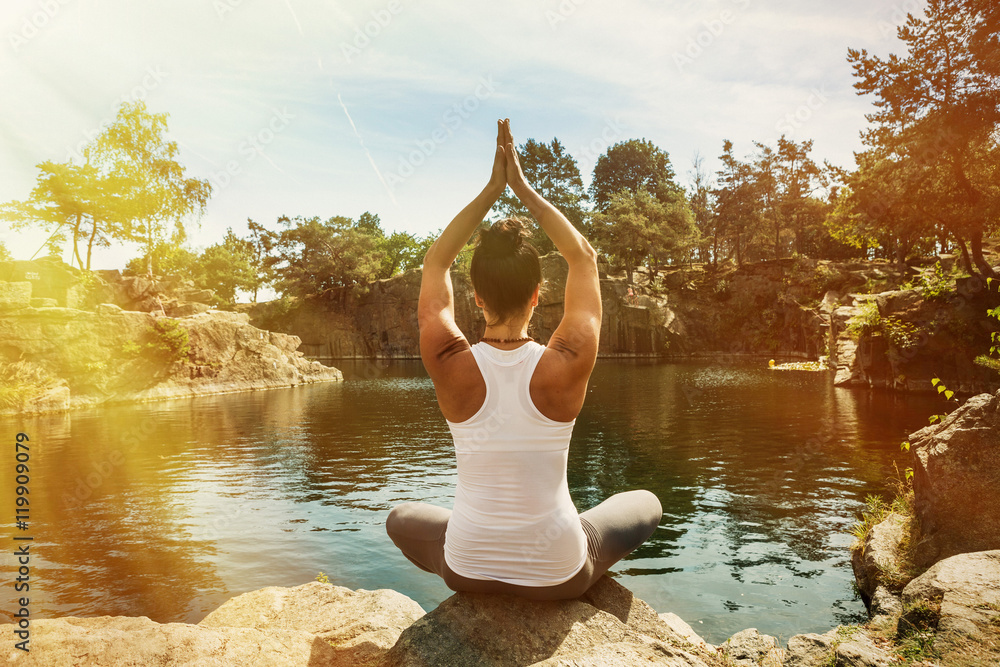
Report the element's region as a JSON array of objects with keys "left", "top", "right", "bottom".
[
  {"left": 427, "top": 347, "right": 486, "bottom": 424},
  {"left": 529, "top": 343, "right": 596, "bottom": 423}
]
